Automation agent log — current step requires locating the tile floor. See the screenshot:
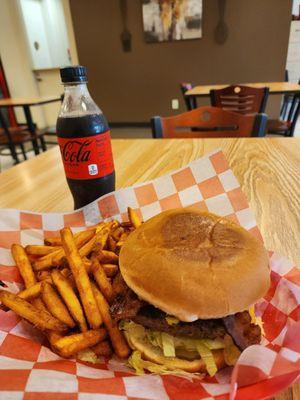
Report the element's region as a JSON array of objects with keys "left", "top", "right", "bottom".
[{"left": 0, "top": 123, "right": 299, "bottom": 173}]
